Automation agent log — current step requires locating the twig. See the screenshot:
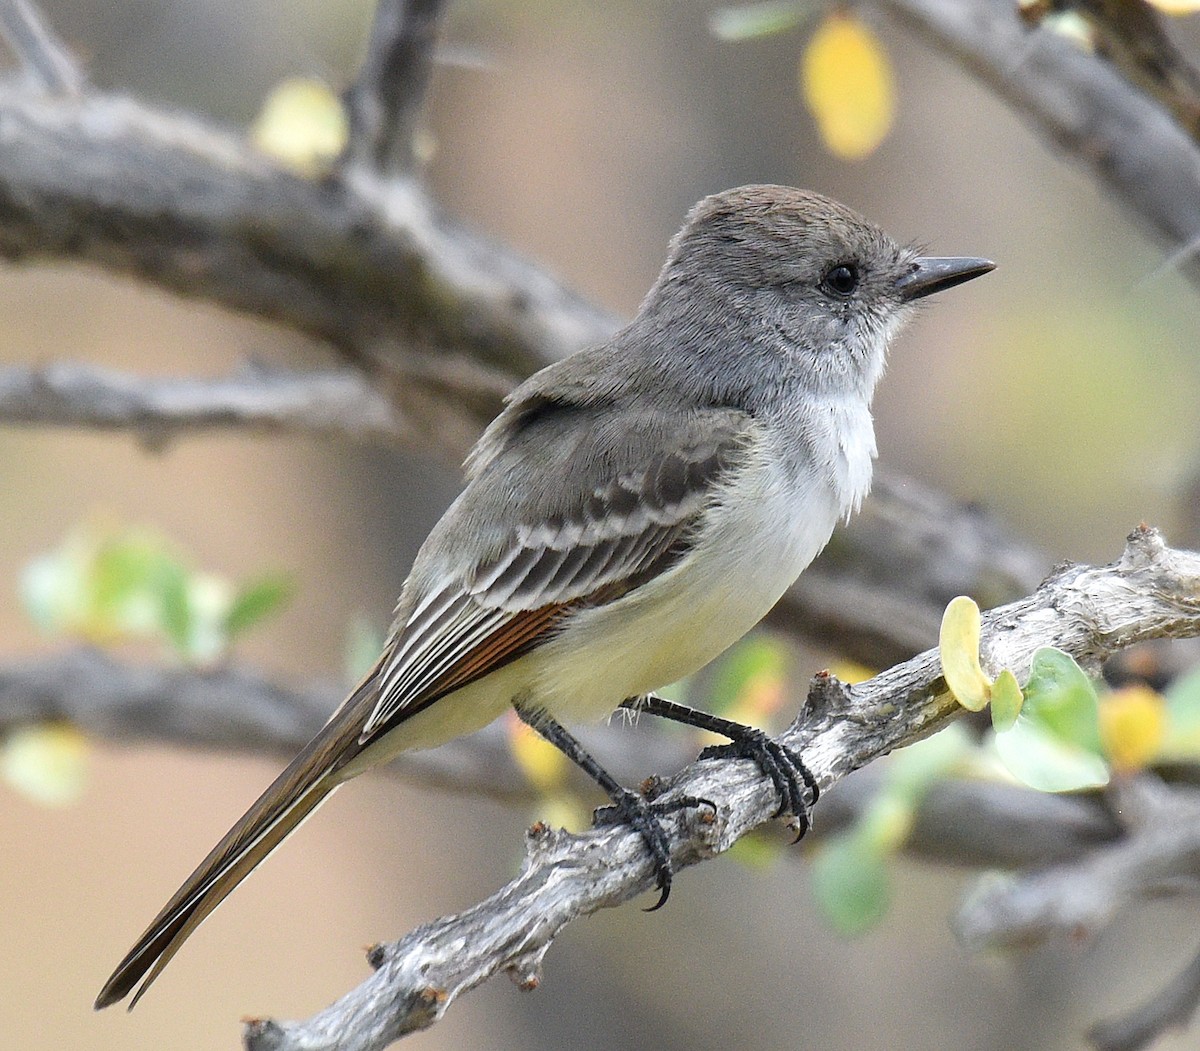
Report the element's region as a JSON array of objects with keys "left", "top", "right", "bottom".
[
  {"left": 342, "top": 0, "right": 450, "bottom": 174},
  {"left": 0, "top": 0, "right": 84, "bottom": 95},
  {"left": 0, "top": 646, "right": 681, "bottom": 800},
  {"left": 882, "top": 0, "right": 1200, "bottom": 282},
  {"left": 1089, "top": 939, "right": 1200, "bottom": 1051},
  {"left": 239, "top": 528, "right": 1200, "bottom": 1050},
  {"left": 0, "top": 362, "right": 407, "bottom": 449}
]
